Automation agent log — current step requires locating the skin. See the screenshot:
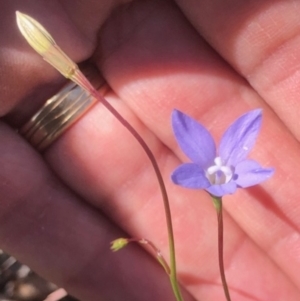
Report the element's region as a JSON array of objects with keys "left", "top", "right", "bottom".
[{"left": 1, "top": 0, "right": 300, "bottom": 300}]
